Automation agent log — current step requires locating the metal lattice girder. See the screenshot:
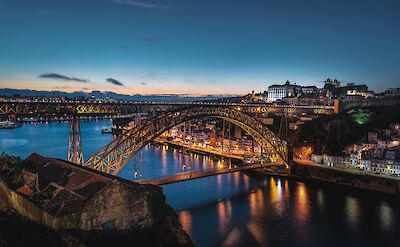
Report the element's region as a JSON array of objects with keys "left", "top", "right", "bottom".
[
  {"left": 68, "top": 116, "right": 84, "bottom": 165},
  {"left": 0, "top": 101, "right": 335, "bottom": 117},
  {"left": 85, "top": 106, "right": 289, "bottom": 175}
]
